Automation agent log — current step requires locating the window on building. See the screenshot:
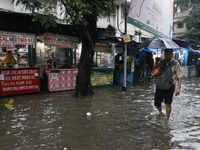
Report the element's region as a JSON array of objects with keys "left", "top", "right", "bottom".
[{"left": 177, "top": 23, "right": 183, "bottom": 28}]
